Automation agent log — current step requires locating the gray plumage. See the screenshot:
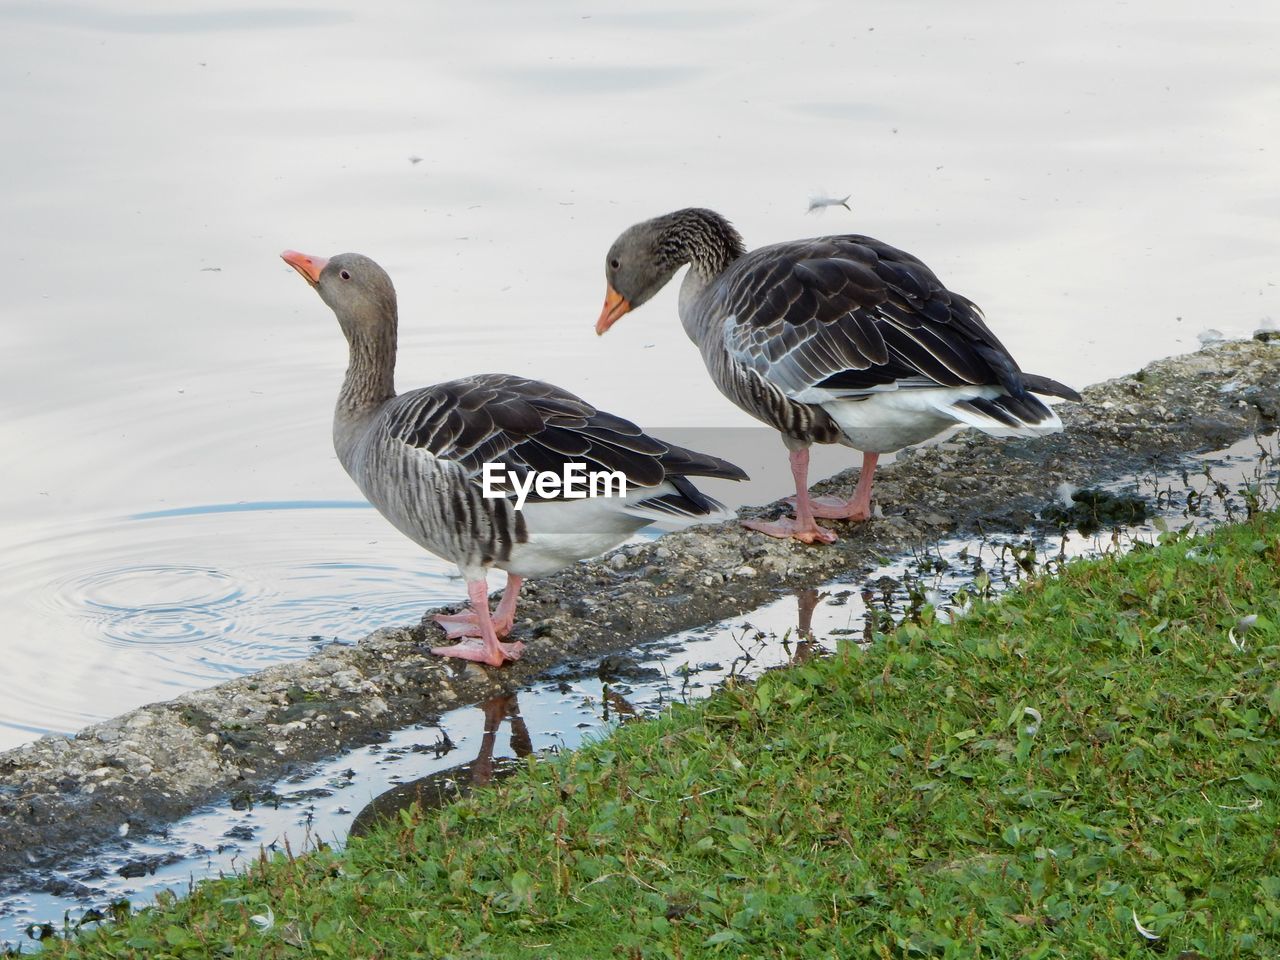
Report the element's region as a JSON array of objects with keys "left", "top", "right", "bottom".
[
  {"left": 604, "top": 208, "right": 1080, "bottom": 453},
  {"left": 287, "top": 250, "right": 746, "bottom": 582},
  {"left": 599, "top": 208, "right": 1080, "bottom": 543}
]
